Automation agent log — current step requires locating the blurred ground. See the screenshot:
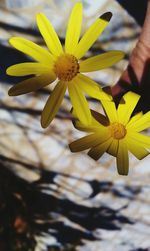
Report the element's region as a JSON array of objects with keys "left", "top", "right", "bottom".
[{"left": 0, "top": 1, "right": 150, "bottom": 251}]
